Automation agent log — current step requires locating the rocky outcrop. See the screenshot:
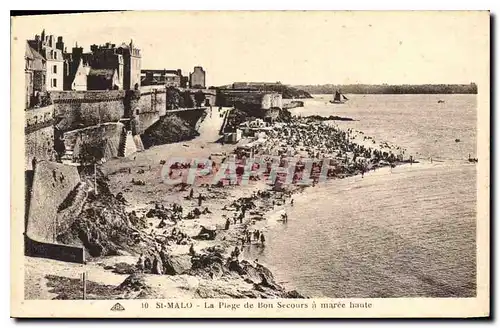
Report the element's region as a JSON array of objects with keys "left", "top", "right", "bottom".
[
  {"left": 187, "top": 247, "right": 306, "bottom": 298},
  {"left": 117, "top": 273, "right": 149, "bottom": 292},
  {"left": 189, "top": 247, "right": 226, "bottom": 279},
  {"left": 56, "top": 168, "right": 148, "bottom": 257},
  {"left": 163, "top": 254, "right": 192, "bottom": 275},
  {"left": 141, "top": 114, "right": 200, "bottom": 148},
  {"left": 305, "top": 115, "right": 355, "bottom": 121}
]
